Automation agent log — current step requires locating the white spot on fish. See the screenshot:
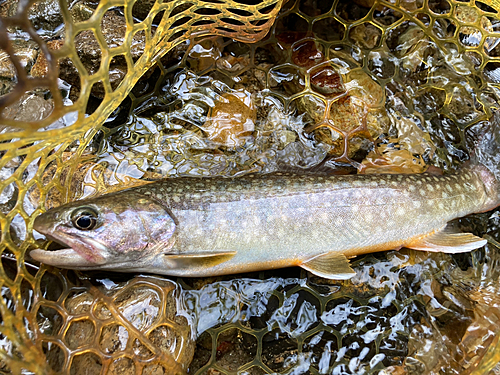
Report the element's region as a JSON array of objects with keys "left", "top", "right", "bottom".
[
  {"left": 438, "top": 202, "right": 445, "bottom": 209},
  {"left": 409, "top": 185, "right": 416, "bottom": 192},
  {"left": 441, "top": 191, "right": 449, "bottom": 198},
  {"left": 428, "top": 185, "right": 434, "bottom": 192},
  {"left": 396, "top": 207, "right": 405, "bottom": 216},
  {"left": 354, "top": 190, "right": 364, "bottom": 199},
  {"left": 320, "top": 212, "right": 330, "bottom": 221},
  {"left": 413, "top": 201, "right": 421, "bottom": 208}
]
